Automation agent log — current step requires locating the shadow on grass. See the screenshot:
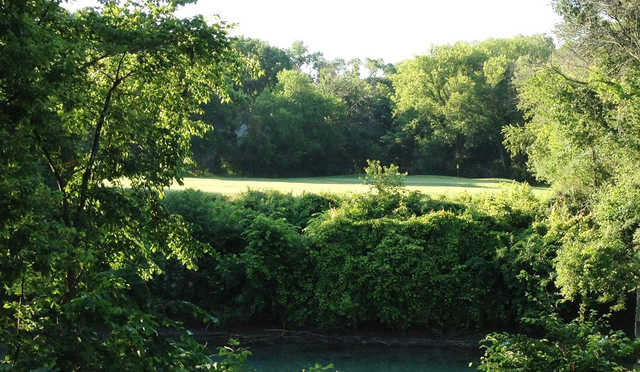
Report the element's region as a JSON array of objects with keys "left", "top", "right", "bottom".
[{"left": 188, "top": 175, "right": 521, "bottom": 188}]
